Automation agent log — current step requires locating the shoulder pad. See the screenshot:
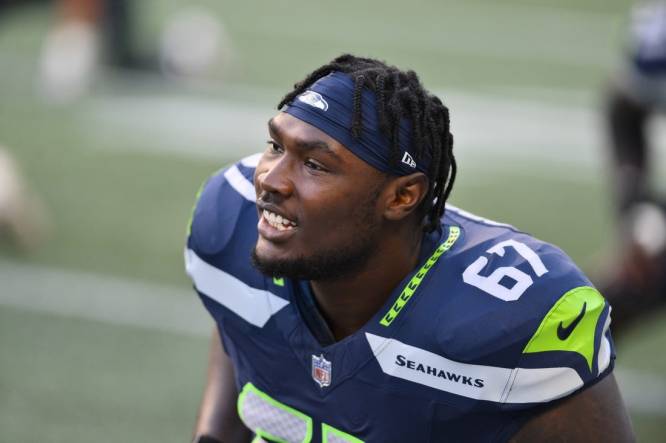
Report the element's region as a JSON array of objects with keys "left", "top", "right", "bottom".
[
  {"left": 438, "top": 227, "right": 613, "bottom": 404},
  {"left": 187, "top": 155, "right": 259, "bottom": 256}
]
